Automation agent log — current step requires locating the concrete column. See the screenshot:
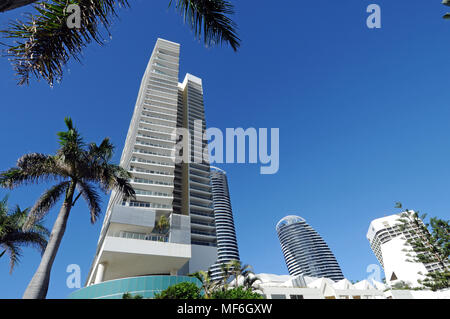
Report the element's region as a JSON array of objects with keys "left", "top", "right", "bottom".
[{"left": 94, "top": 262, "right": 107, "bottom": 284}]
